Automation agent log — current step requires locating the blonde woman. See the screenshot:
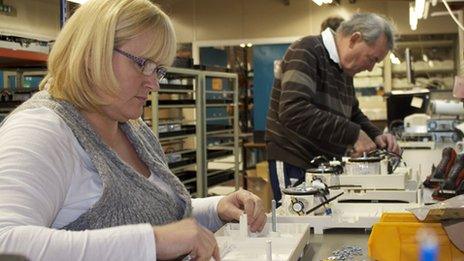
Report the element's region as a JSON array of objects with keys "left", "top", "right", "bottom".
[{"left": 0, "top": 0, "right": 266, "bottom": 260}]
